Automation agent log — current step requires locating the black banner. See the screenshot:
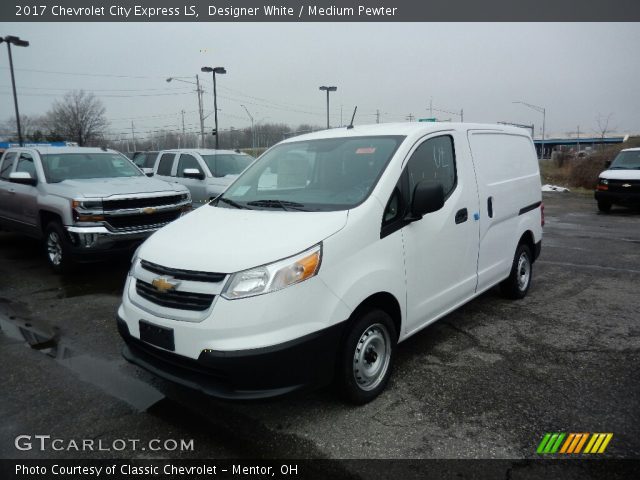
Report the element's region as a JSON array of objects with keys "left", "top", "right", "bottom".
[
  {"left": 2, "top": 0, "right": 640, "bottom": 22},
  {"left": 2, "top": 459, "right": 640, "bottom": 480}
]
